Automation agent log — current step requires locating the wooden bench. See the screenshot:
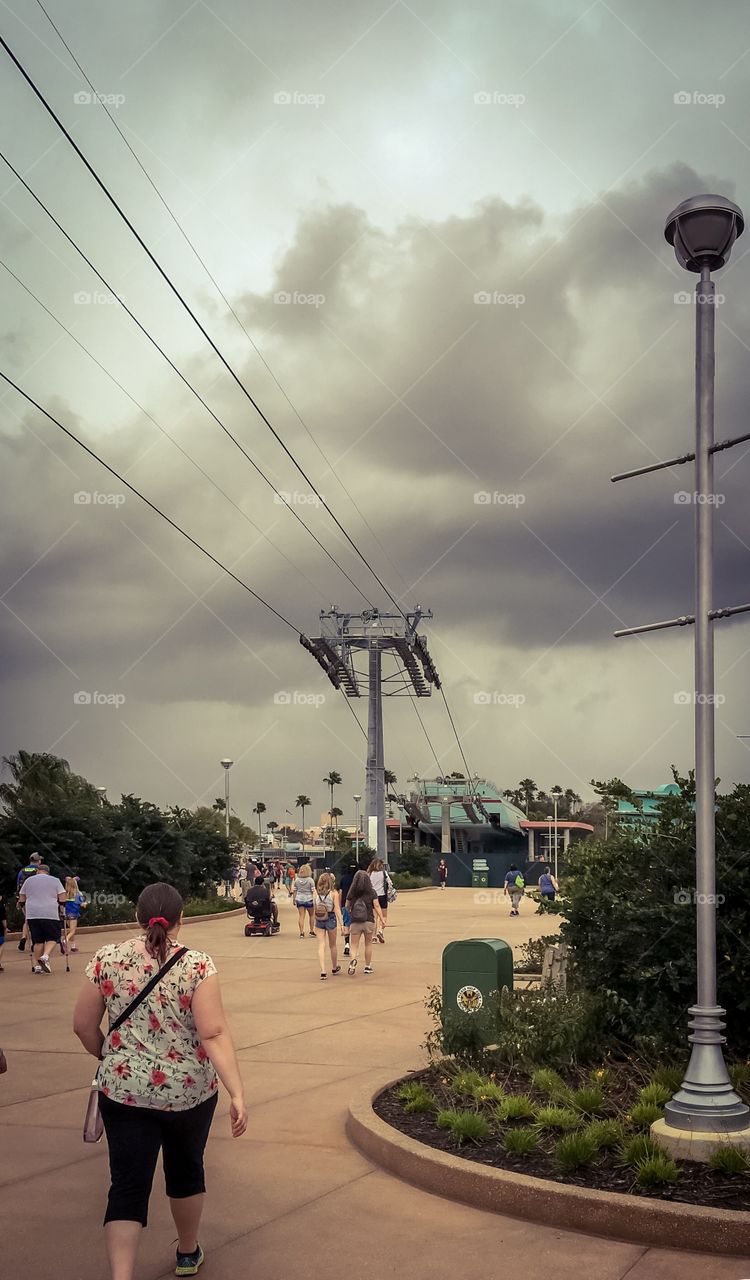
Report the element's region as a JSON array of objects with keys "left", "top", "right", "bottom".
[{"left": 514, "top": 942, "right": 568, "bottom": 993}]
